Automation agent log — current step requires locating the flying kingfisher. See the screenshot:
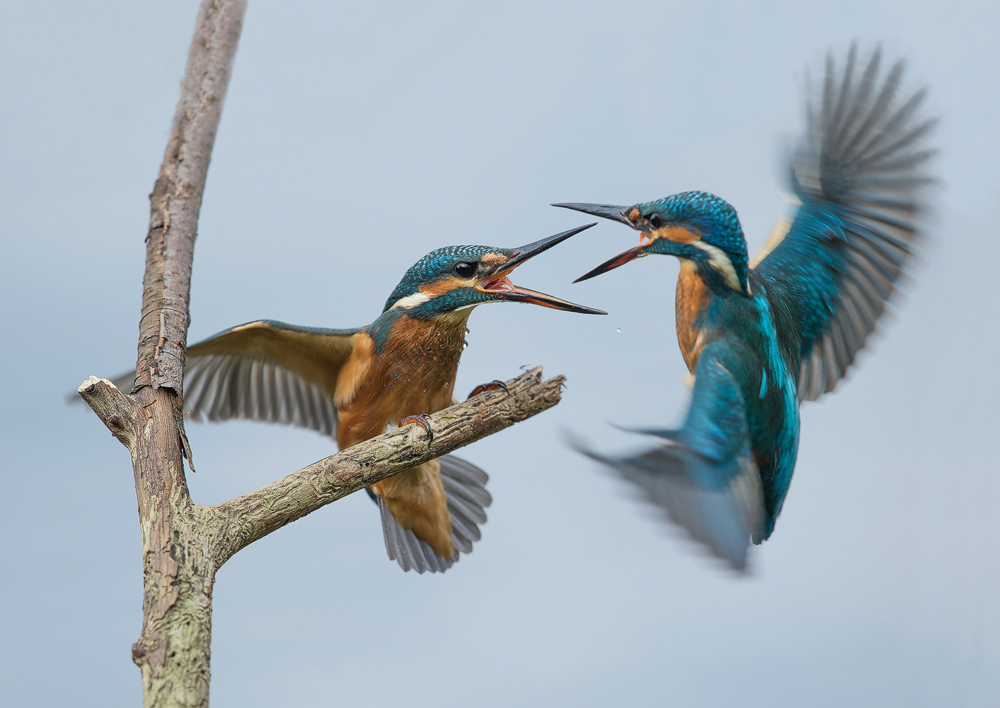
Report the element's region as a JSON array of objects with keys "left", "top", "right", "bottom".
[
  {"left": 115, "top": 225, "right": 604, "bottom": 572},
  {"left": 557, "top": 46, "right": 934, "bottom": 570}
]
